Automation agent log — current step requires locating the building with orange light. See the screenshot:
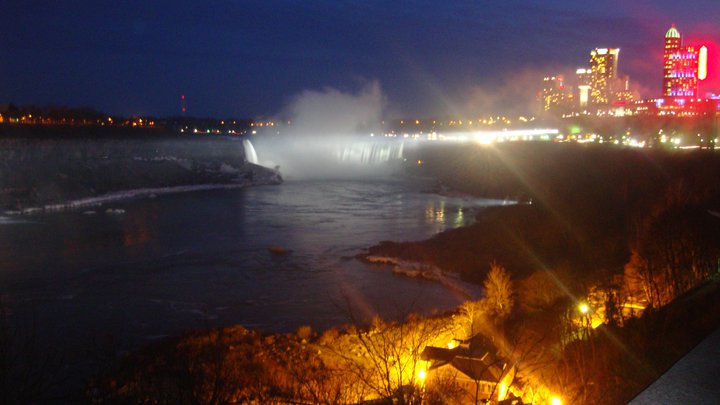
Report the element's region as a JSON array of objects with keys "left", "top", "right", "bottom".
[
  {"left": 541, "top": 75, "right": 569, "bottom": 112},
  {"left": 574, "top": 48, "right": 634, "bottom": 111},
  {"left": 420, "top": 339, "right": 517, "bottom": 404},
  {"left": 575, "top": 68, "right": 592, "bottom": 108},
  {"left": 589, "top": 48, "right": 620, "bottom": 105}
]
